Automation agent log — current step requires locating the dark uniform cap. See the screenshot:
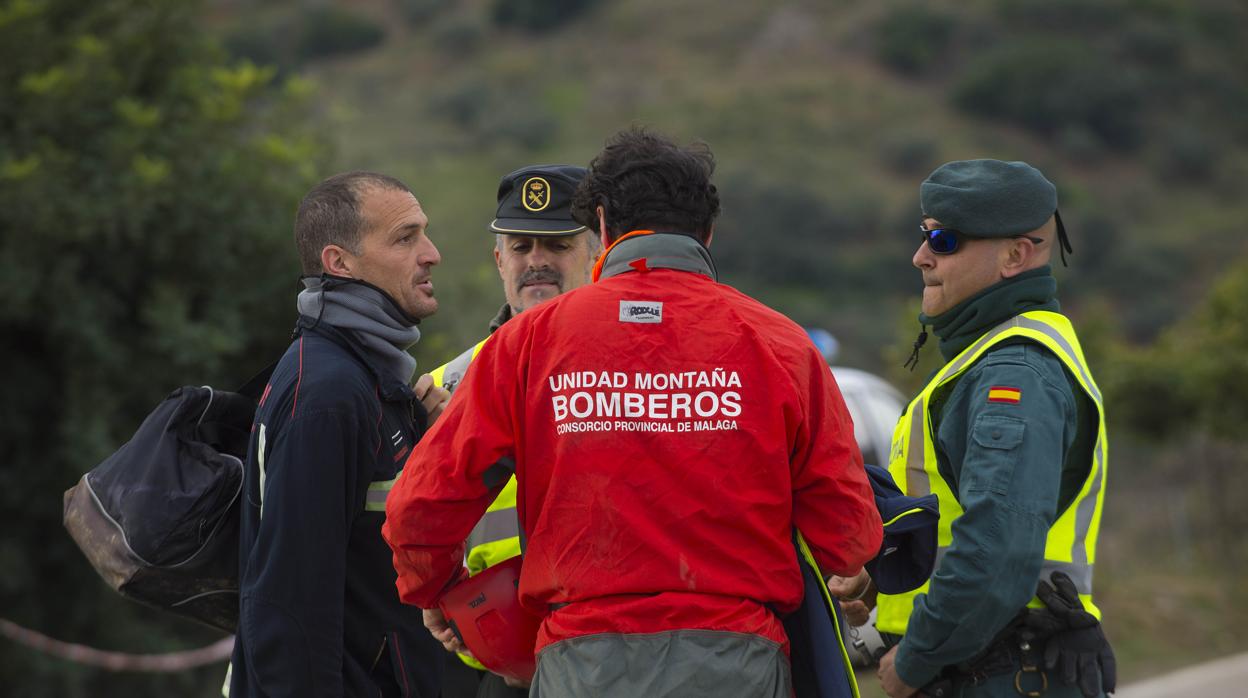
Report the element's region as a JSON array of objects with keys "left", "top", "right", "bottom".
[
  {"left": 920, "top": 159, "right": 1057, "bottom": 237},
  {"left": 489, "top": 164, "right": 588, "bottom": 236}
]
